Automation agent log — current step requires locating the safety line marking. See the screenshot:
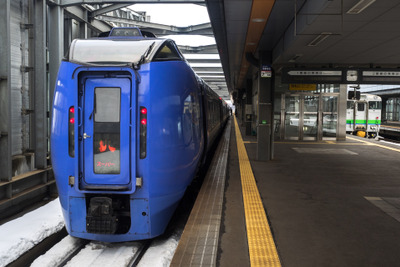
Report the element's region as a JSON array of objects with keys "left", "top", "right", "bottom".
[
  {"left": 234, "top": 117, "right": 281, "bottom": 267},
  {"left": 347, "top": 136, "right": 400, "bottom": 153}
]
